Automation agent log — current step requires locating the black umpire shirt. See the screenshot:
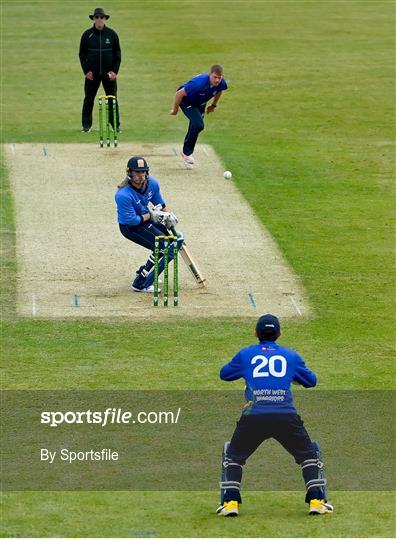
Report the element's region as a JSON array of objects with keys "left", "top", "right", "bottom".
[{"left": 79, "top": 25, "right": 121, "bottom": 76}]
